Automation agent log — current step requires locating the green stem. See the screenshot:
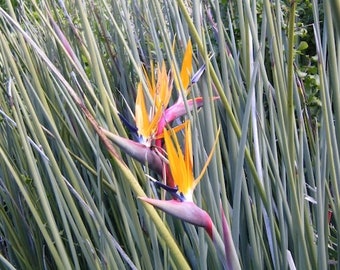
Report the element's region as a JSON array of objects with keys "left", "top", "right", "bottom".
[{"left": 287, "top": 0, "right": 296, "bottom": 174}]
